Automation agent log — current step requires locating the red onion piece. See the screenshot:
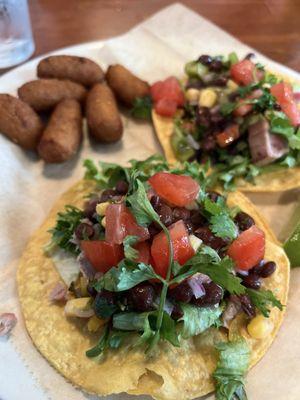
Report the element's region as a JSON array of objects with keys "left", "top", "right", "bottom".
[
  {"left": 163, "top": 299, "right": 174, "bottom": 316},
  {"left": 187, "top": 273, "right": 210, "bottom": 299},
  {"left": 49, "top": 282, "right": 68, "bottom": 302},
  {"left": 78, "top": 252, "right": 97, "bottom": 280},
  {"left": 0, "top": 313, "right": 17, "bottom": 337}
]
